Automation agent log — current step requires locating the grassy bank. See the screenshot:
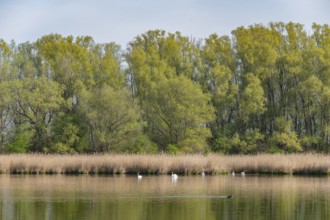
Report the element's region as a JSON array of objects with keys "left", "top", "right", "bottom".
[{"left": 0, "top": 154, "right": 329, "bottom": 175}]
